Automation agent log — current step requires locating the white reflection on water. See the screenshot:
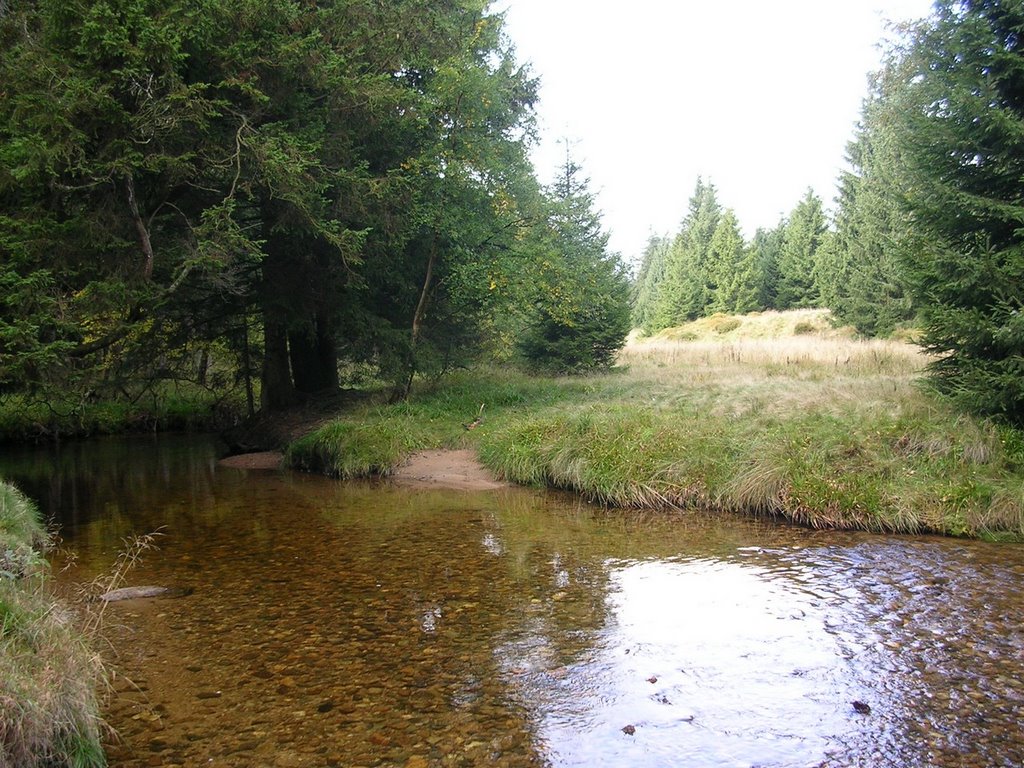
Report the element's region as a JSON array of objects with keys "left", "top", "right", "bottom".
[{"left": 504, "top": 556, "right": 874, "bottom": 768}]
